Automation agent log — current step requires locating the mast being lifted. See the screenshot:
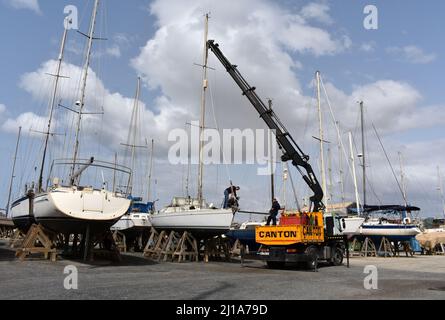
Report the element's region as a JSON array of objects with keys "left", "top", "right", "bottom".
[
  {"left": 197, "top": 13, "right": 210, "bottom": 207},
  {"left": 207, "top": 40, "right": 324, "bottom": 212}
]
